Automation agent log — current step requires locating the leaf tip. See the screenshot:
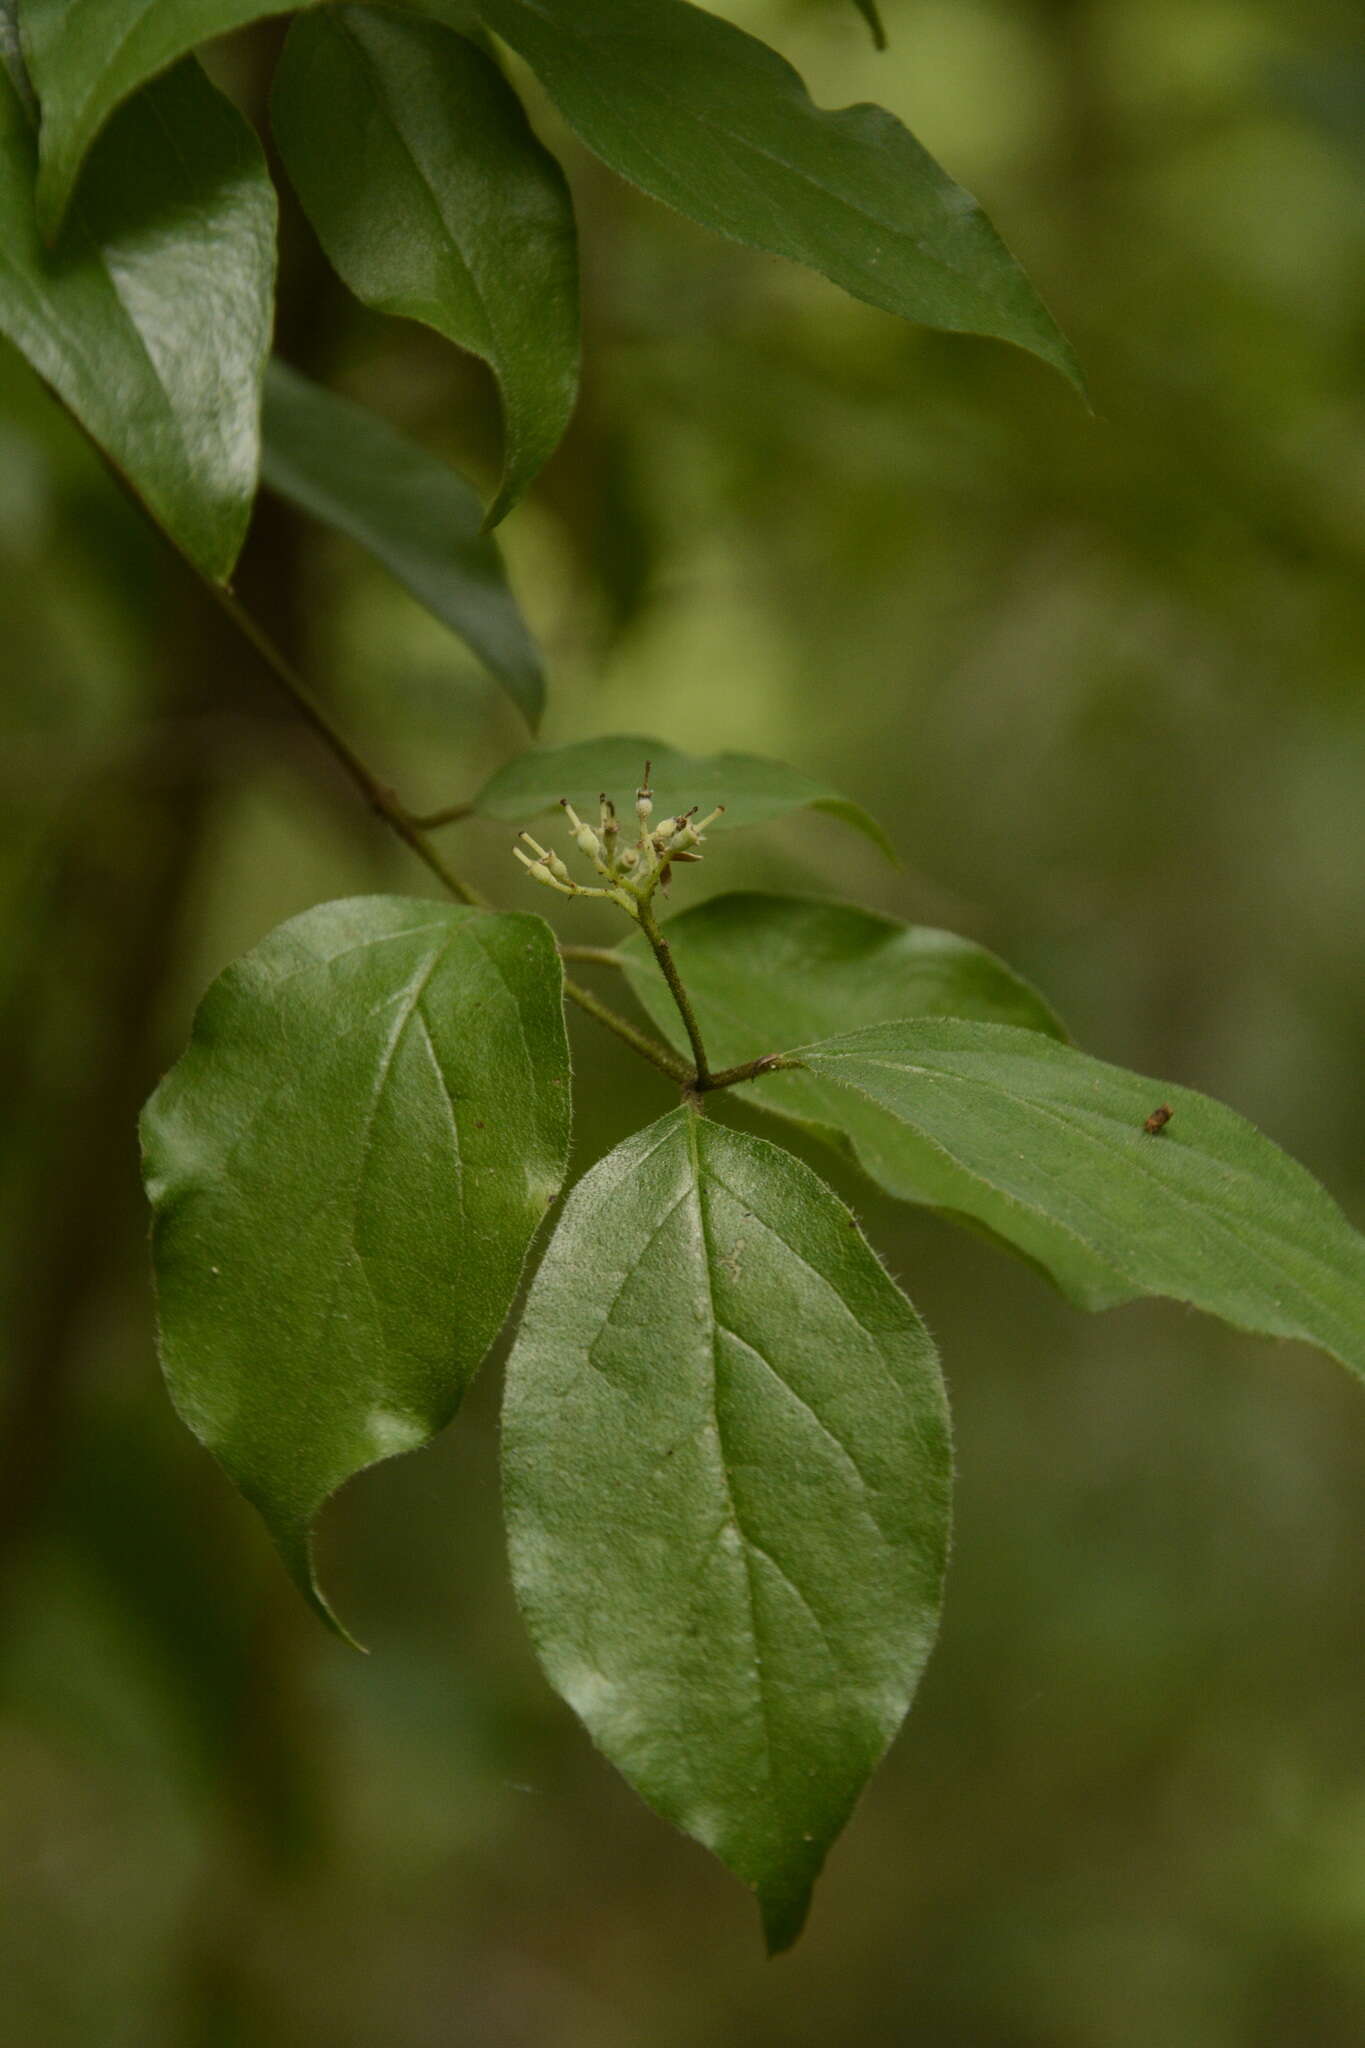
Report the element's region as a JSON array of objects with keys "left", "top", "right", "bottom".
[
  {"left": 276, "top": 1516, "right": 368, "bottom": 1653},
  {"left": 758, "top": 1876, "right": 814, "bottom": 1958}
]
